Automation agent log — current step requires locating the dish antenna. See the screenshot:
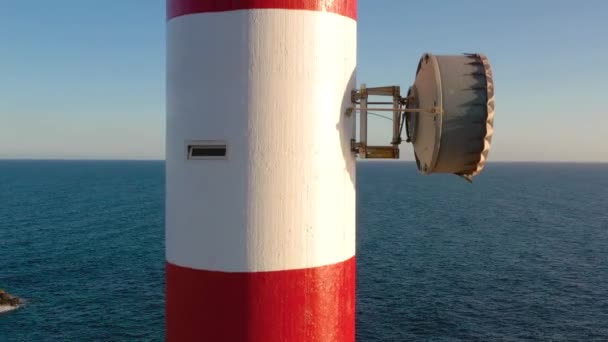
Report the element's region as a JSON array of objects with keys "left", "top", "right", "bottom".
[{"left": 350, "top": 53, "right": 495, "bottom": 181}]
